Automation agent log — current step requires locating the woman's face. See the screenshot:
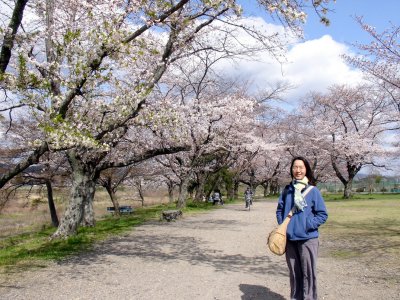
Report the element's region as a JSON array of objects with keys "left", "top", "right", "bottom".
[{"left": 292, "top": 160, "right": 306, "bottom": 180}]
